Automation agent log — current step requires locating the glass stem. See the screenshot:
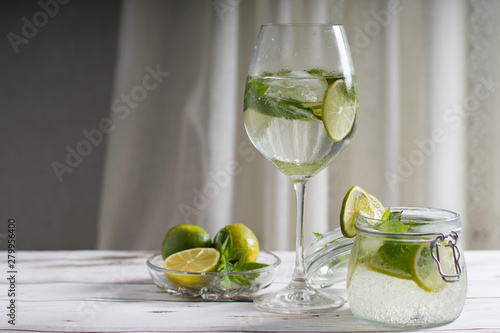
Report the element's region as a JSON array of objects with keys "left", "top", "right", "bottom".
[{"left": 289, "top": 181, "right": 310, "bottom": 291}]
